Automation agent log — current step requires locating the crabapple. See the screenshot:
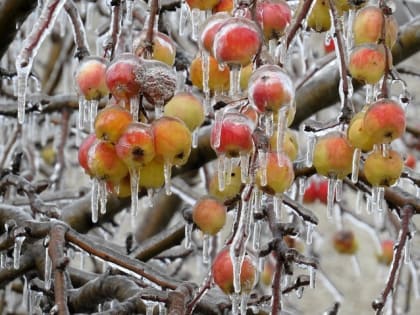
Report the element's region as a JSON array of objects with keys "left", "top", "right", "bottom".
[
  {"left": 332, "top": 230, "right": 358, "bottom": 255},
  {"left": 190, "top": 55, "right": 230, "bottom": 93},
  {"left": 269, "top": 129, "right": 299, "bottom": 161},
  {"left": 133, "top": 31, "right": 176, "bottom": 66},
  {"left": 78, "top": 134, "right": 97, "bottom": 176},
  {"left": 363, "top": 149, "right": 403, "bottom": 187},
  {"left": 255, "top": 0, "right": 292, "bottom": 41},
  {"left": 307, "top": 0, "right": 331, "bottom": 32},
  {"left": 94, "top": 105, "right": 133, "bottom": 144},
  {"left": 192, "top": 197, "right": 227, "bottom": 235},
  {"left": 75, "top": 56, "right": 109, "bottom": 100},
  {"left": 186, "top": 0, "right": 220, "bottom": 10},
  {"left": 347, "top": 111, "right": 375, "bottom": 152},
  {"left": 405, "top": 154, "right": 416, "bottom": 169},
  {"left": 209, "top": 166, "right": 243, "bottom": 201},
  {"left": 377, "top": 240, "right": 394, "bottom": 266},
  {"left": 138, "top": 157, "right": 165, "bottom": 189}
]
